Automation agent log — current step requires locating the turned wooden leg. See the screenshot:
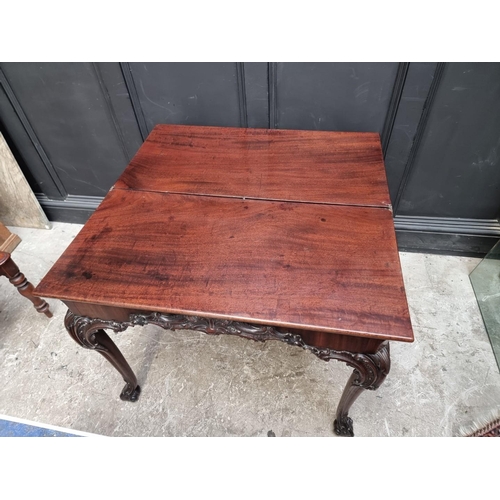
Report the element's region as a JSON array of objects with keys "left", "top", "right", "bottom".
[
  {"left": 333, "top": 342, "right": 391, "bottom": 437},
  {"left": 0, "top": 251, "right": 52, "bottom": 318},
  {"left": 64, "top": 310, "right": 141, "bottom": 402}
]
